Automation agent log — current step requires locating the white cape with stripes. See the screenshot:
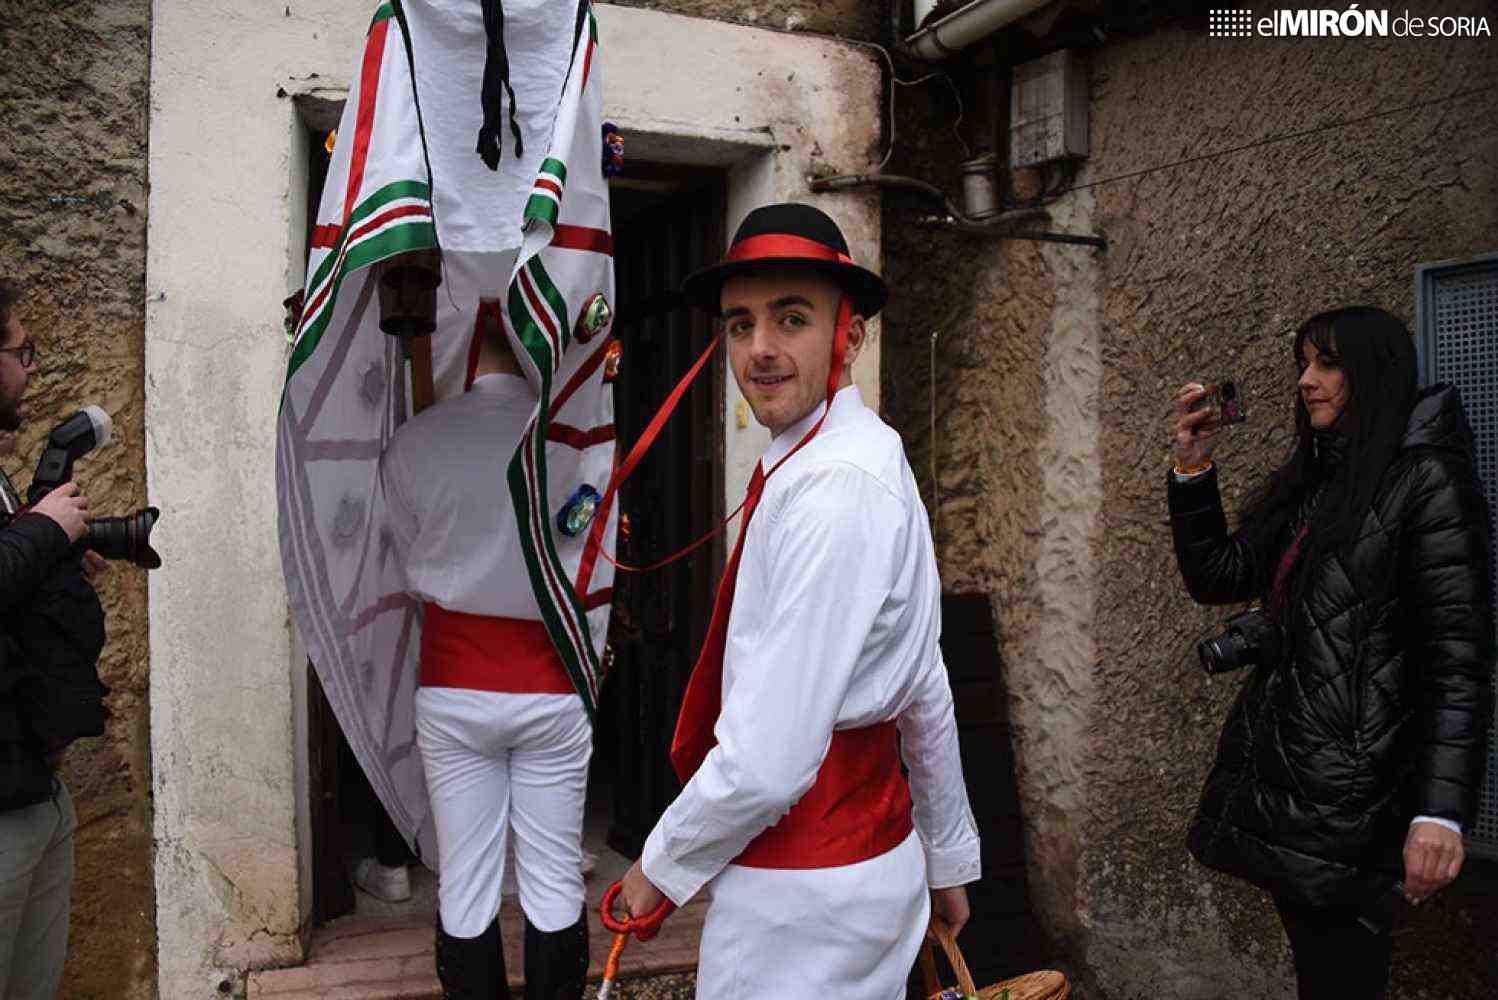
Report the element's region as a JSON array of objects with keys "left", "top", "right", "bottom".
[{"left": 276, "top": 0, "right": 616, "bottom": 862}]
